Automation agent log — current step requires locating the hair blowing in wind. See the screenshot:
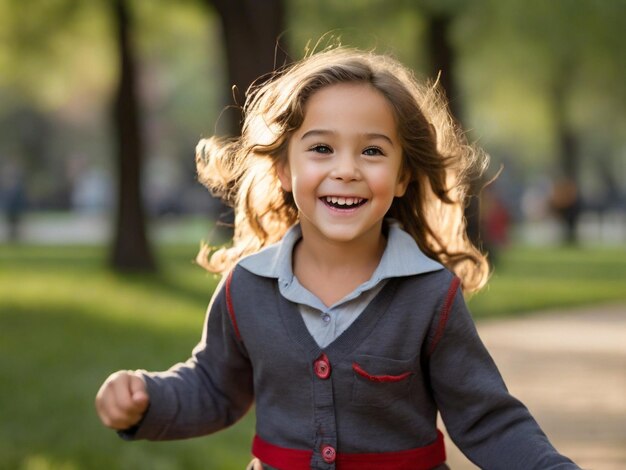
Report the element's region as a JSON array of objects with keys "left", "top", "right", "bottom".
[{"left": 195, "top": 47, "right": 490, "bottom": 293}]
